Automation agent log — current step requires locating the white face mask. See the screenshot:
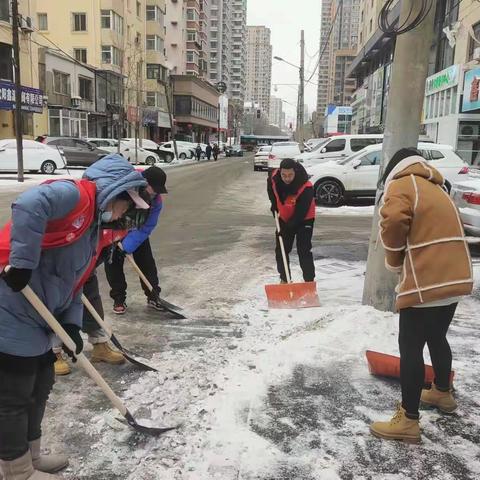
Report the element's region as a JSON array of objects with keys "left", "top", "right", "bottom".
[{"left": 101, "top": 211, "right": 113, "bottom": 223}]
